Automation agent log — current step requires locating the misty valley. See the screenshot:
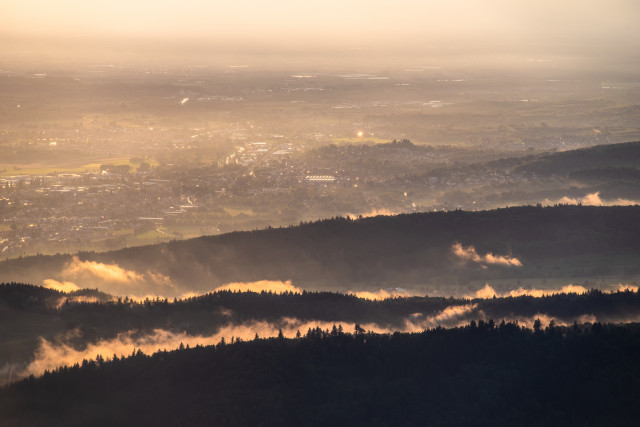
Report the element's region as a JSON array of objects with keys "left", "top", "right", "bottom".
[
  {"left": 2, "top": 204, "right": 640, "bottom": 425},
  {"left": 2, "top": 13, "right": 640, "bottom": 424}
]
